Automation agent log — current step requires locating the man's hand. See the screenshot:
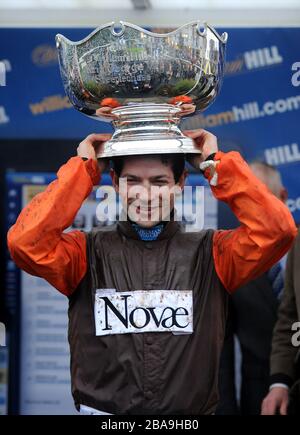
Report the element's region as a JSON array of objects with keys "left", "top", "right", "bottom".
[
  {"left": 183, "top": 129, "right": 219, "bottom": 169},
  {"left": 77, "top": 133, "right": 112, "bottom": 173},
  {"left": 261, "top": 387, "right": 289, "bottom": 415}
]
